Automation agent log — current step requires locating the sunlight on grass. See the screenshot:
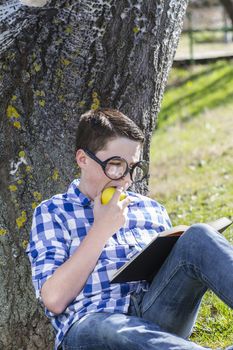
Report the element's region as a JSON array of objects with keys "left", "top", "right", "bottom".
[
  {"left": 190, "top": 292, "right": 233, "bottom": 348},
  {"left": 158, "top": 60, "right": 233, "bottom": 129},
  {"left": 149, "top": 61, "right": 233, "bottom": 349}
]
